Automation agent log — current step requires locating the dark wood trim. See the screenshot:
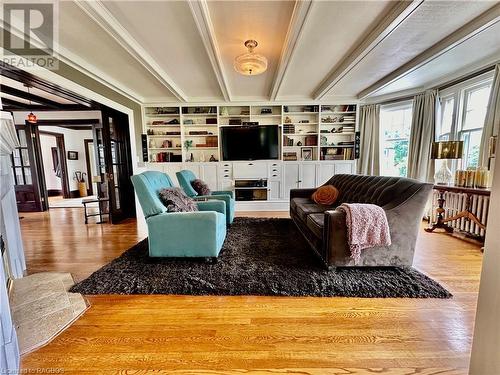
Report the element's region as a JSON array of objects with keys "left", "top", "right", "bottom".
[
  {"left": 0, "top": 62, "right": 96, "bottom": 108},
  {"left": 84, "top": 139, "right": 94, "bottom": 196},
  {"left": 39, "top": 130, "right": 70, "bottom": 199},
  {"left": 35, "top": 119, "right": 100, "bottom": 126},
  {"left": 47, "top": 189, "right": 62, "bottom": 197},
  {"left": 1, "top": 98, "right": 30, "bottom": 109},
  {"left": 69, "top": 190, "right": 80, "bottom": 198},
  {"left": 1, "top": 84, "right": 65, "bottom": 109},
  {"left": 3, "top": 103, "right": 91, "bottom": 112}
]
